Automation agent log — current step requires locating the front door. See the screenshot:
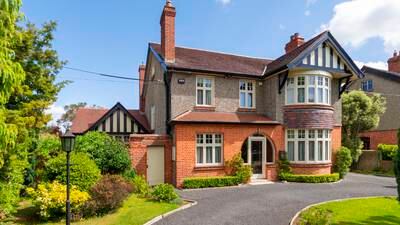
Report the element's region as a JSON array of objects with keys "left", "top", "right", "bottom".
[
  {"left": 147, "top": 146, "right": 165, "bottom": 185},
  {"left": 249, "top": 137, "right": 266, "bottom": 179}
]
